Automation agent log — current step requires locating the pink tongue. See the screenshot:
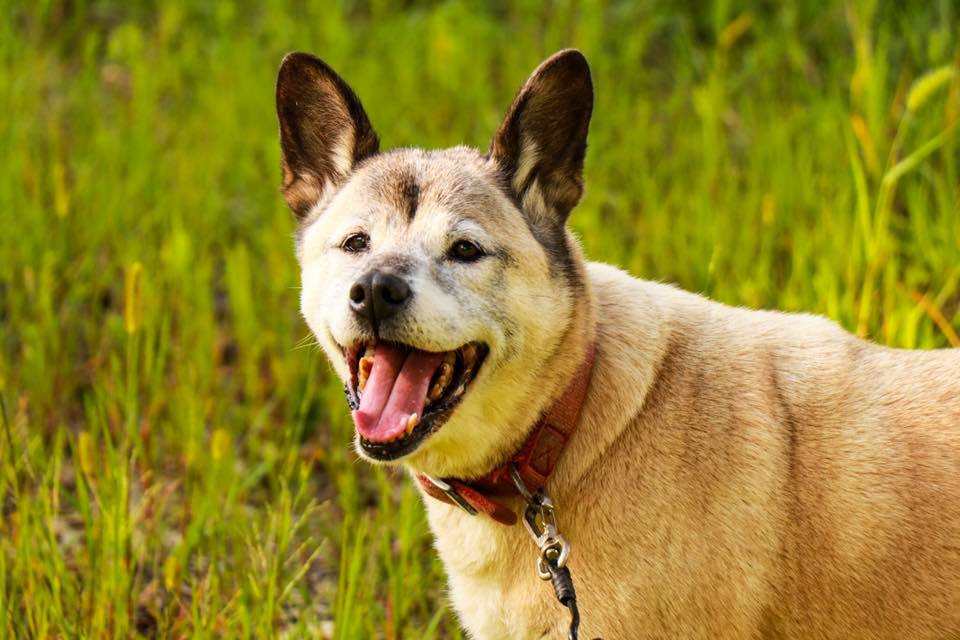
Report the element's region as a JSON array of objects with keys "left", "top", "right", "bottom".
[{"left": 352, "top": 343, "right": 444, "bottom": 443}]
